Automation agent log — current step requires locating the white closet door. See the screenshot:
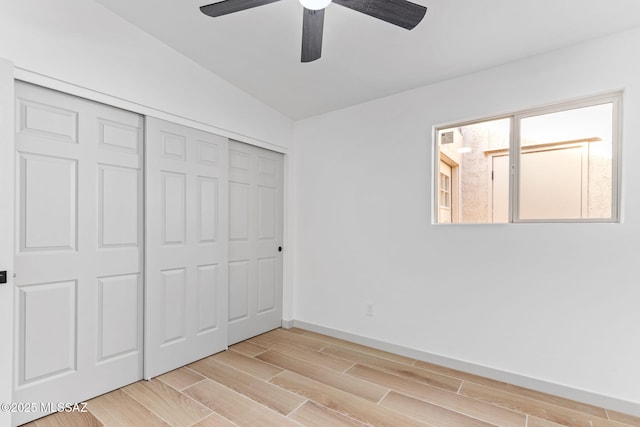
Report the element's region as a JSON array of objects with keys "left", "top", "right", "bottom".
[
  {"left": 145, "top": 118, "right": 228, "bottom": 378},
  {"left": 13, "top": 82, "right": 143, "bottom": 426},
  {"left": 228, "top": 140, "right": 284, "bottom": 345}
]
